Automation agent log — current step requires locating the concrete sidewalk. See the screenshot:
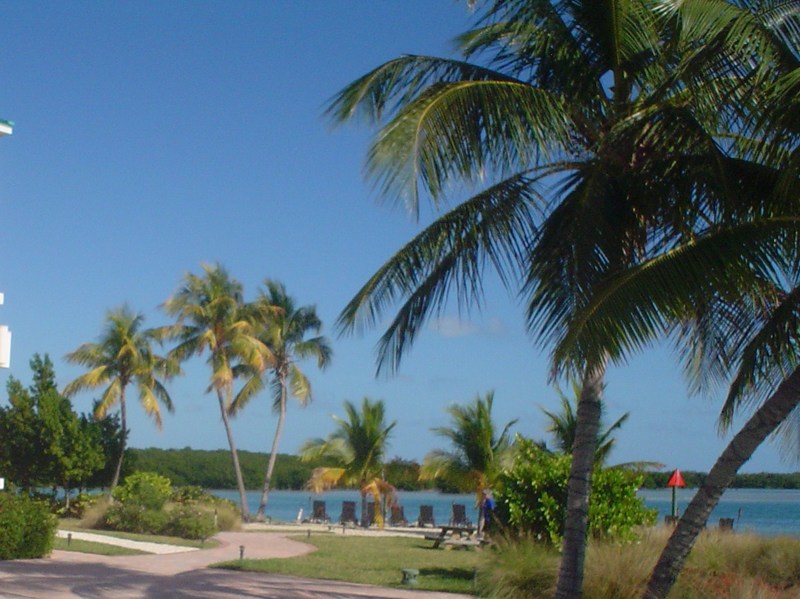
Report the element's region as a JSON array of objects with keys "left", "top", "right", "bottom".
[{"left": 0, "top": 531, "right": 474, "bottom": 598}]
